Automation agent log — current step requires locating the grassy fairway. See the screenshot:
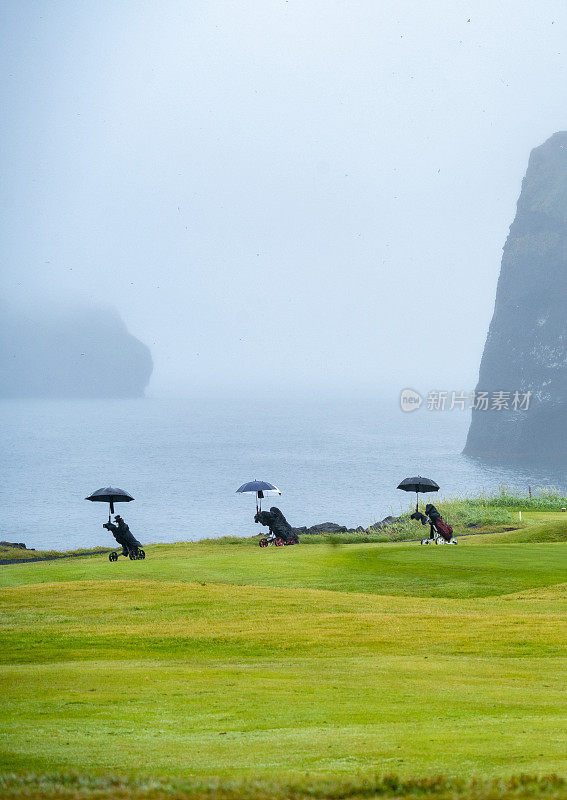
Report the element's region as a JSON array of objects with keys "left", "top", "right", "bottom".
[{"left": 0, "top": 522, "right": 566, "bottom": 798}]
